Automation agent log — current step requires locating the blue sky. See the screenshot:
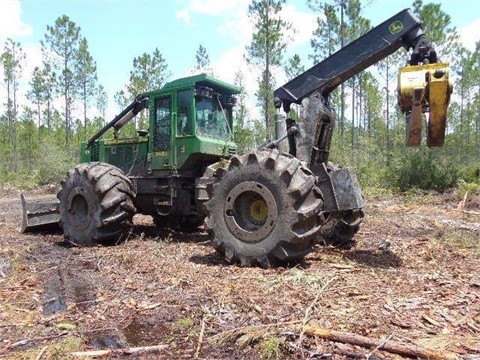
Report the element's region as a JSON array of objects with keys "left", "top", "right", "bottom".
[{"left": 1, "top": 0, "right": 479, "bottom": 119}]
